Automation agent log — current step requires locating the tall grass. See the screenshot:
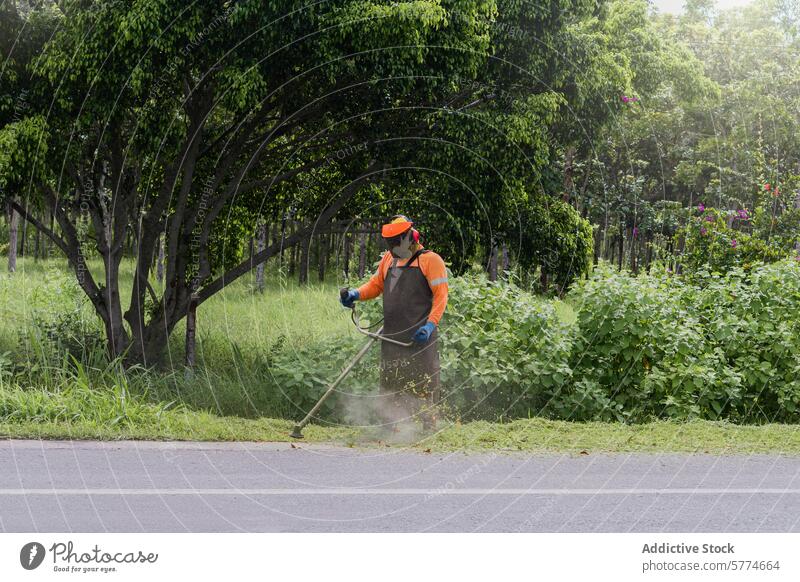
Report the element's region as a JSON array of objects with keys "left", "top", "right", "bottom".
[
  {"left": 0, "top": 257, "right": 577, "bottom": 426},
  {"left": 0, "top": 257, "right": 365, "bottom": 422}
]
